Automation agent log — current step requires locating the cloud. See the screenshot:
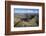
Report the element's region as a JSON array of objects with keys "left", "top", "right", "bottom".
[{"left": 14, "top": 8, "right": 39, "bottom": 13}]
